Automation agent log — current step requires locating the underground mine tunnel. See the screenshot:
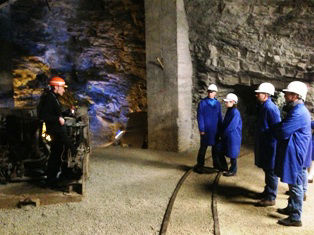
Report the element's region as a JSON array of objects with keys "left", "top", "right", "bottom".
[
  {"left": 0, "top": 0, "right": 313, "bottom": 151},
  {"left": 0, "top": 0, "right": 313, "bottom": 233}
]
